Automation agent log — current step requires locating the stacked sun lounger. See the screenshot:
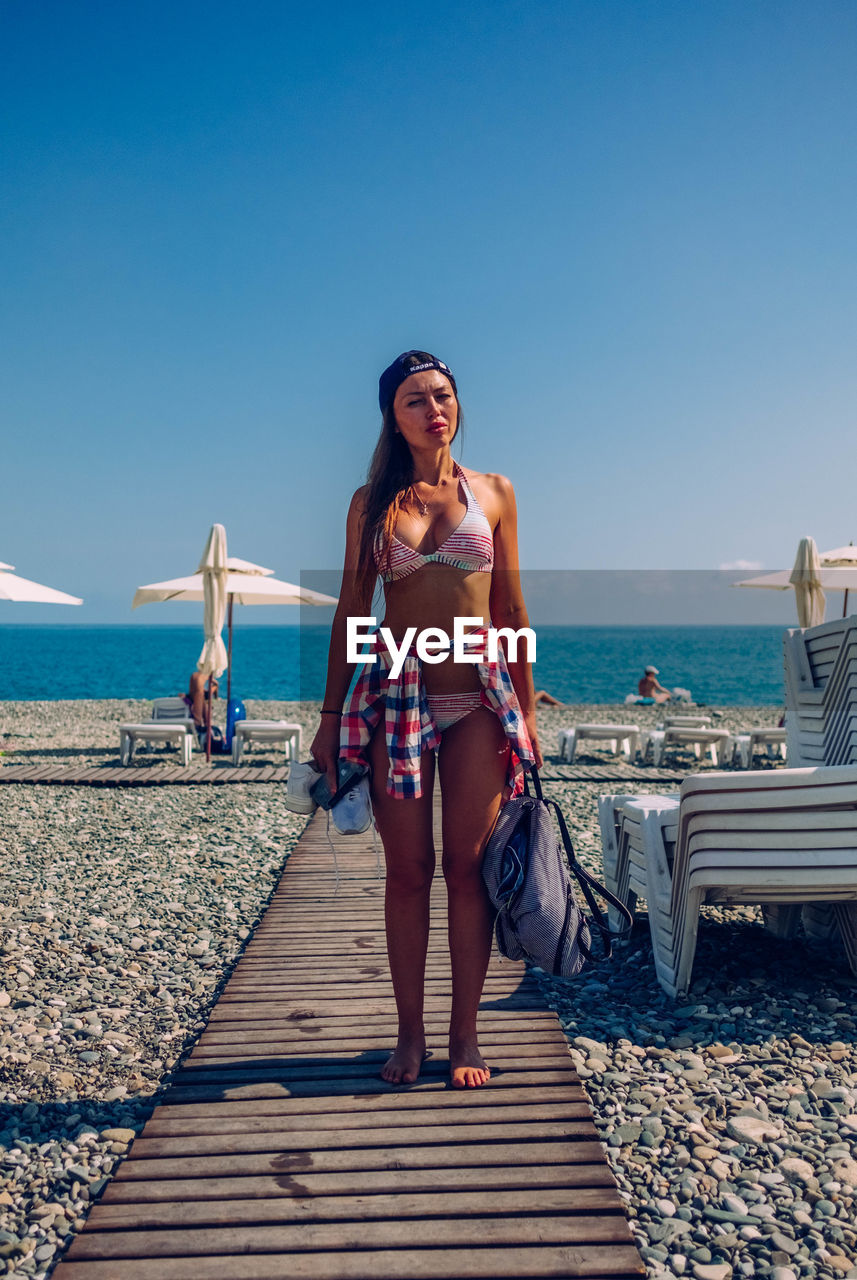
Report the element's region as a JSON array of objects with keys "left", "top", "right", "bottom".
[
  {"left": 784, "top": 616, "right": 857, "bottom": 767},
  {"left": 597, "top": 792, "right": 680, "bottom": 929},
  {"left": 598, "top": 767, "right": 857, "bottom": 997}
]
